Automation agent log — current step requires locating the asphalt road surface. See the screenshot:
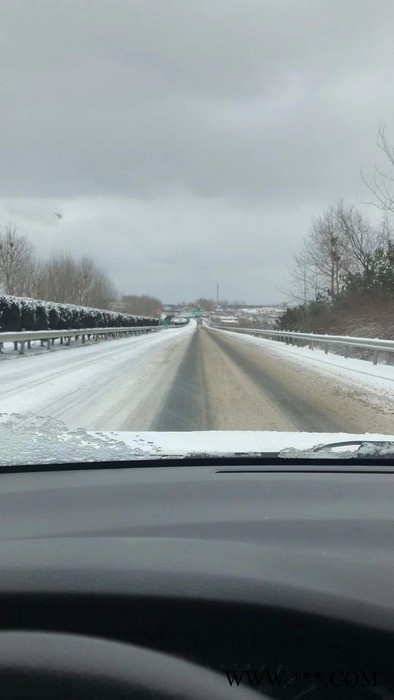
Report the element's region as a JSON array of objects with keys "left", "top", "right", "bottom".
[
  {"left": 151, "top": 325, "right": 393, "bottom": 433},
  {"left": 0, "top": 322, "right": 392, "bottom": 433}
]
